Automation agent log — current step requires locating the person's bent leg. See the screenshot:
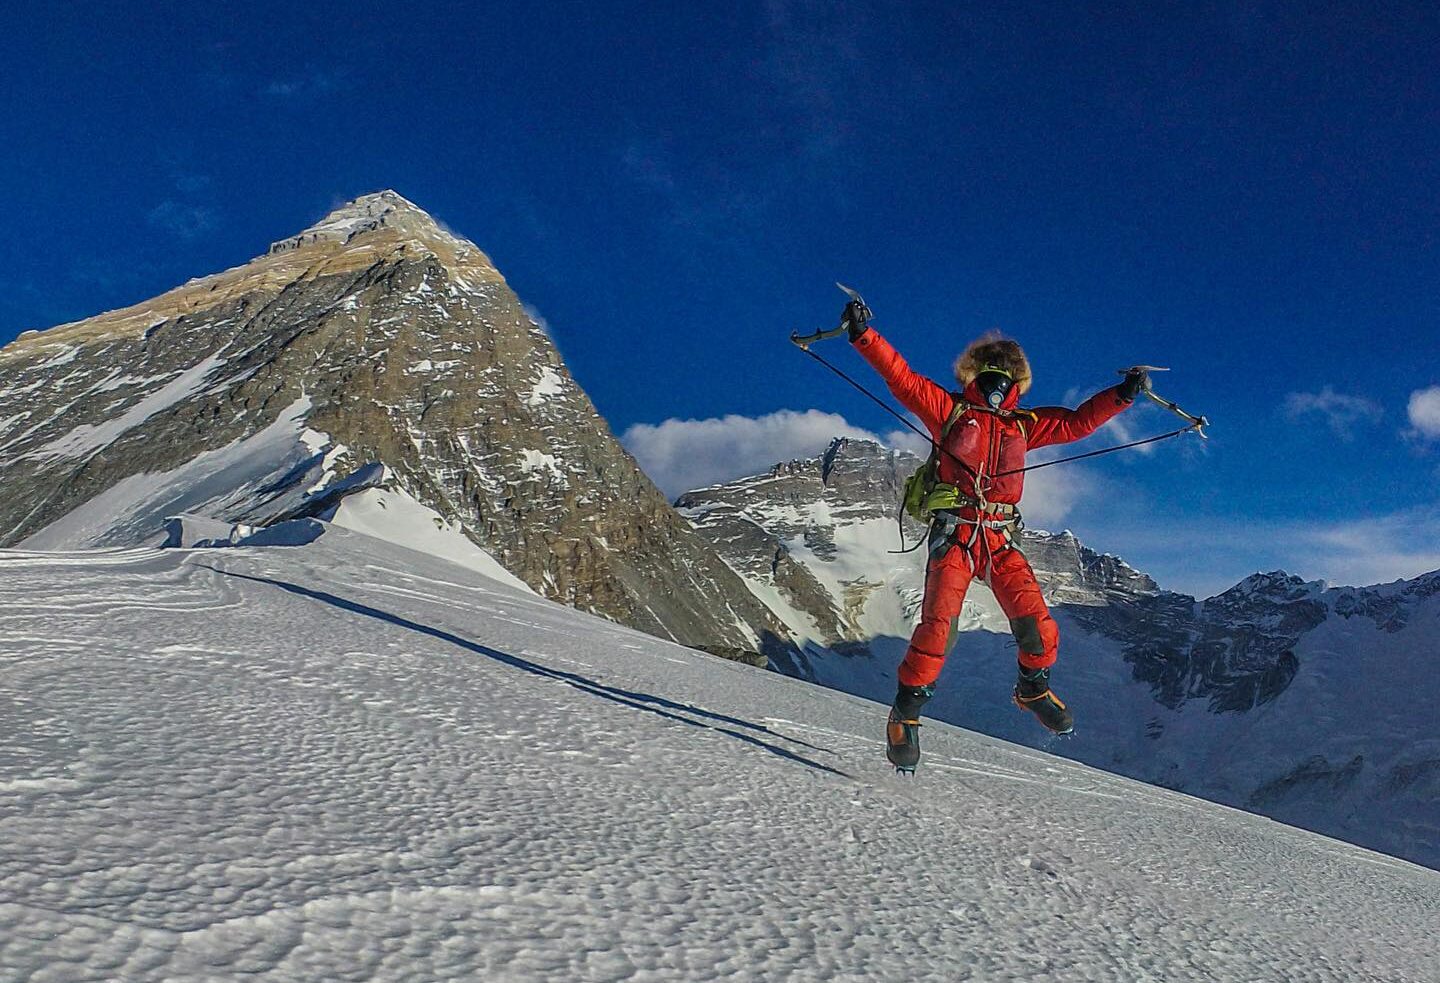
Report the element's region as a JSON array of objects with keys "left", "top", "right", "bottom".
[
  {"left": 888, "top": 541, "right": 975, "bottom": 770},
  {"left": 898, "top": 547, "right": 974, "bottom": 688},
  {"left": 988, "top": 547, "right": 1059, "bottom": 669},
  {"left": 988, "top": 546, "right": 1072, "bottom": 734}
]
